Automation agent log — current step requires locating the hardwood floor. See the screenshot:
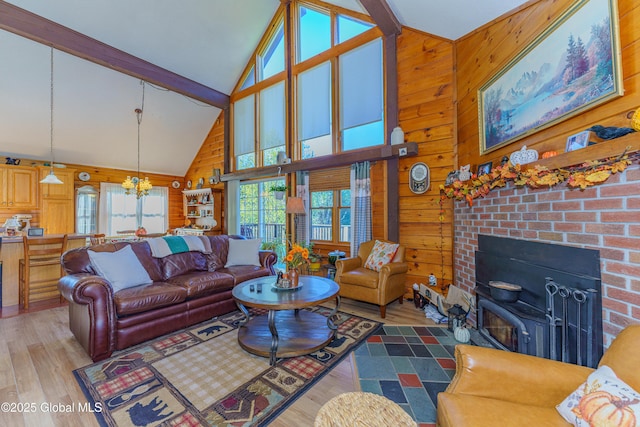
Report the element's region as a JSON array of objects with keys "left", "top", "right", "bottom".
[{"left": 0, "top": 297, "right": 434, "bottom": 426}]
